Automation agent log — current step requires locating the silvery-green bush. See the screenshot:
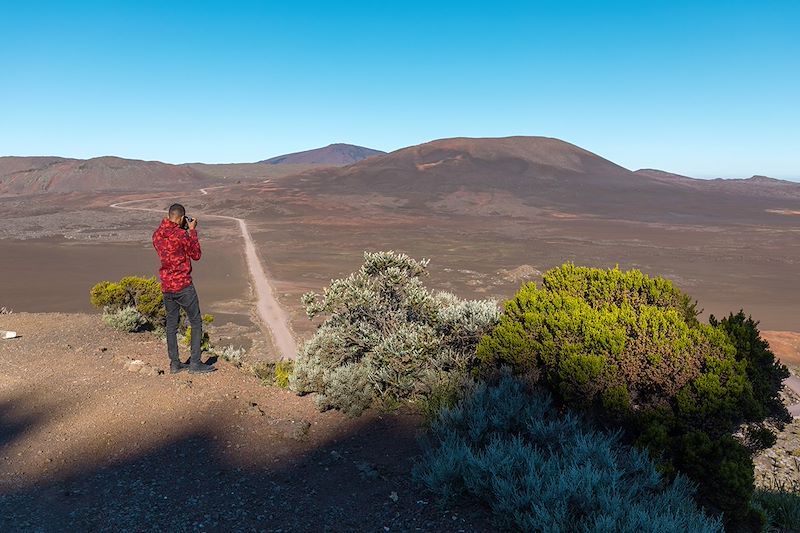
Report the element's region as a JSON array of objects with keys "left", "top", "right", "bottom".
[
  {"left": 102, "top": 306, "right": 146, "bottom": 333},
  {"left": 290, "top": 251, "right": 500, "bottom": 416},
  {"left": 215, "top": 345, "right": 246, "bottom": 367},
  {"left": 414, "top": 370, "right": 723, "bottom": 533}
]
